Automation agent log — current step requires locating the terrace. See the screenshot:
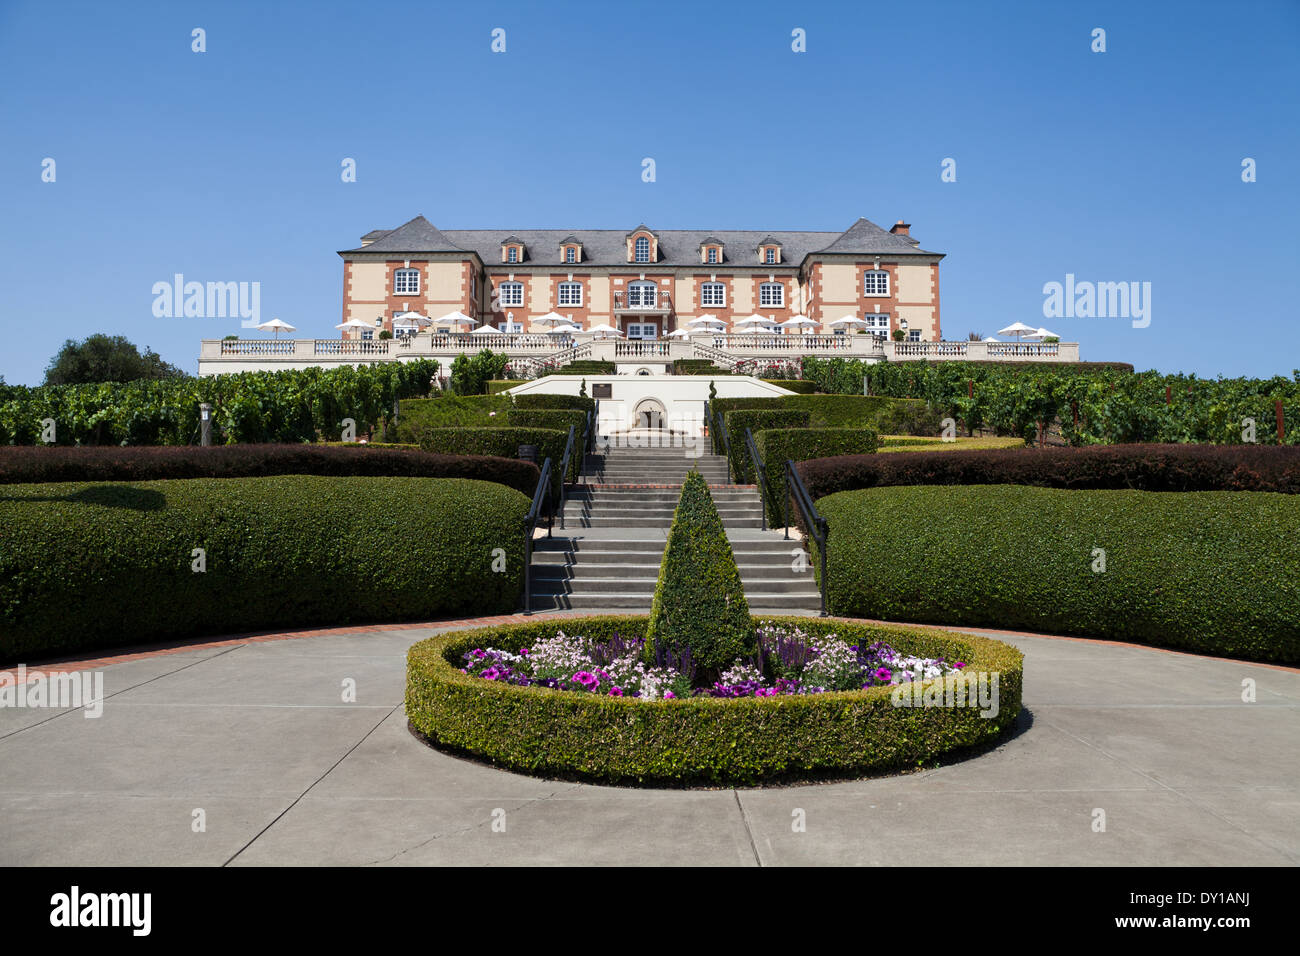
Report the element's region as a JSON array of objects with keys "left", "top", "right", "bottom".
[{"left": 198, "top": 332, "right": 1080, "bottom": 376}]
